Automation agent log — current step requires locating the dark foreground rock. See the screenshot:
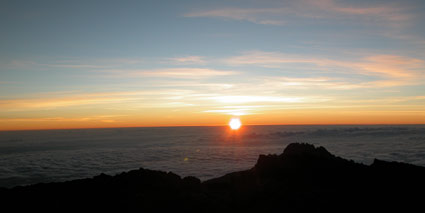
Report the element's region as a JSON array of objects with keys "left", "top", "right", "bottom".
[{"left": 1, "top": 143, "right": 425, "bottom": 212}]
